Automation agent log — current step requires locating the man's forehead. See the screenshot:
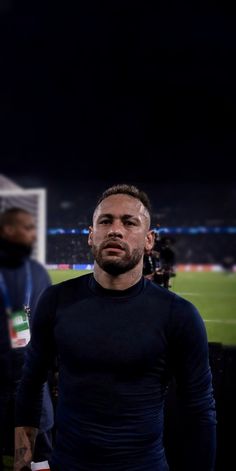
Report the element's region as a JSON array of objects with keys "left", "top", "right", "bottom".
[
  {"left": 16, "top": 213, "right": 35, "bottom": 225},
  {"left": 95, "top": 194, "right": 149, "bottom": 218}
]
